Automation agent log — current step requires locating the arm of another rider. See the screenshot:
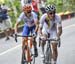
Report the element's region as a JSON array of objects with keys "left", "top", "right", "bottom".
[{"left": 57, "top": 16, "right": 62, "bottom": 38}]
